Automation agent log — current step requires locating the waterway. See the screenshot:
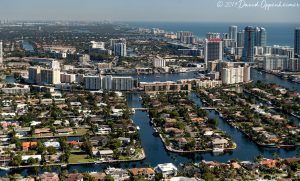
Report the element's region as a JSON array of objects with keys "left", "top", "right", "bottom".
[
  {"left": 21, "top": 41, "right": 34, "bottom": 52},
  {"left": 2, "top": 68, "right": 300, "bottom": 176}
]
